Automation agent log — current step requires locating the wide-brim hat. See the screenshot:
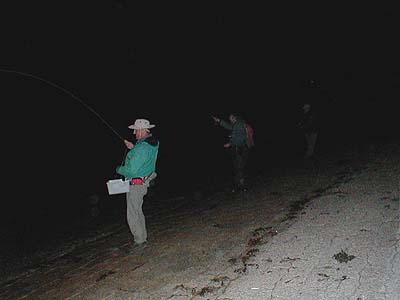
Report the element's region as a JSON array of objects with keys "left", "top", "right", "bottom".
[{"left": 128, "top": 119, "right": 156, "bottom": 130}]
